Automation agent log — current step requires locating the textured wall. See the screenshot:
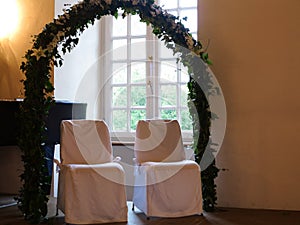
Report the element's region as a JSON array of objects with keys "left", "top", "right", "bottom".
[{"left": 198, "top": 0, "right": 300, "bottom": 210}]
